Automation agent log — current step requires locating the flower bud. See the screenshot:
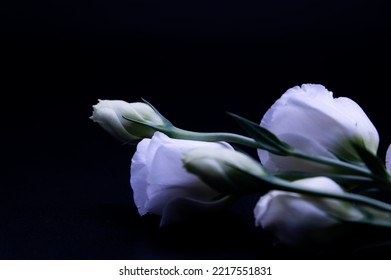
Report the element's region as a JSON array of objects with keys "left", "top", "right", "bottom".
[
  {"left": 131, "top": 132, "right": 235, "bottom": 225},
  {"left": 254, "top": 176, "right": 364, "bottom": 251},
  {"left": 182, "top": 147, "right": 267, "bottom": 193},
  {"left": 258, "top": 84, "right": 379, "bottom": 172},
  {"left": 90, "top": 99, "right": 165, "bottom": 143}
]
